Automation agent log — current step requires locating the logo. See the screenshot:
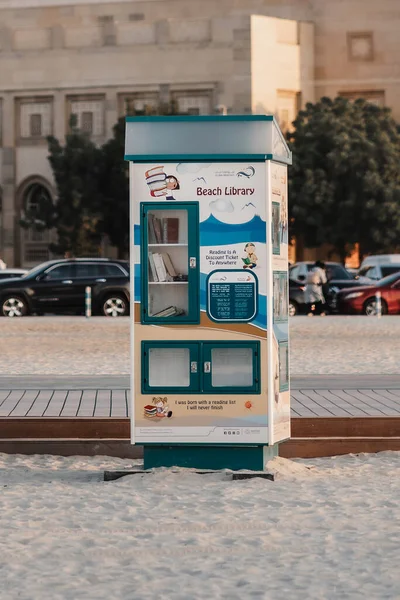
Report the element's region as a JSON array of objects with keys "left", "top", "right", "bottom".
[{"left": 237, "top": 166, "right": 255, "bottom": 179}]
